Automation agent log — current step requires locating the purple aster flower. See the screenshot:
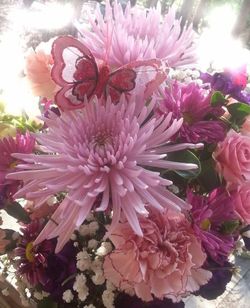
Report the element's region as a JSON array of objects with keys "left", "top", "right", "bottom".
[
  {"left": 16, "top": 219, "right": 77, "bottom": 293},
  {"left": 16, "top": 219, "right": 56, "bottom": 286},
  {"left": 8, "top": 90, "right": 200, "bottom": 253},
  {"left": 195, "top": 259, "right": 233, "bottom": 300},
  {"left": 41, "top": 241, "right": 77, "bottom": 300},
  {"left": 200, "top": 70, "right": 250, "bottom": 104},
  {"left": 158, "top": 82, "right": 226, "bottom": 143},
  {"left": 187, "top": 188, "right": 238, "bottom": 264}
]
